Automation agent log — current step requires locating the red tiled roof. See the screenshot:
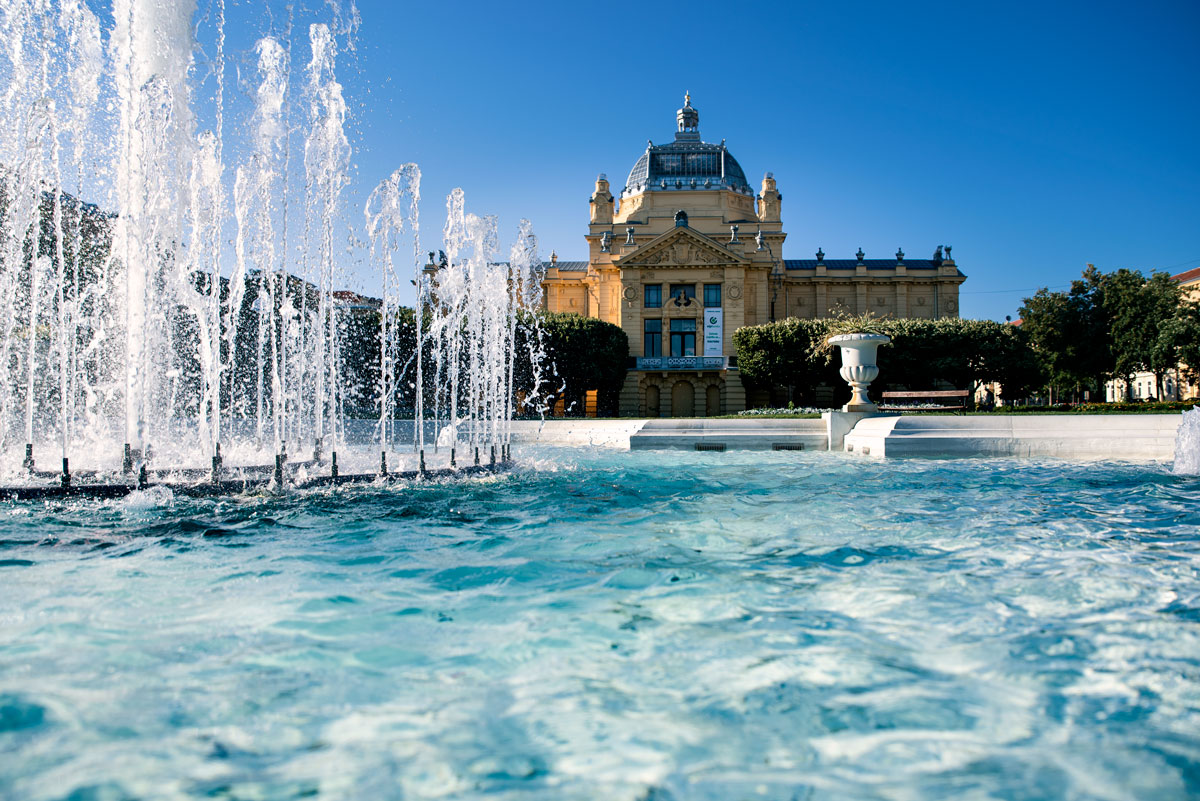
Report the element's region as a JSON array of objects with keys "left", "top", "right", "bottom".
[
  {"left": 1173, "top": 266, "right": 1200, "bottom": 285},
  {"left": 332, "top": 290, "right": 382, "bottom": 308}
]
